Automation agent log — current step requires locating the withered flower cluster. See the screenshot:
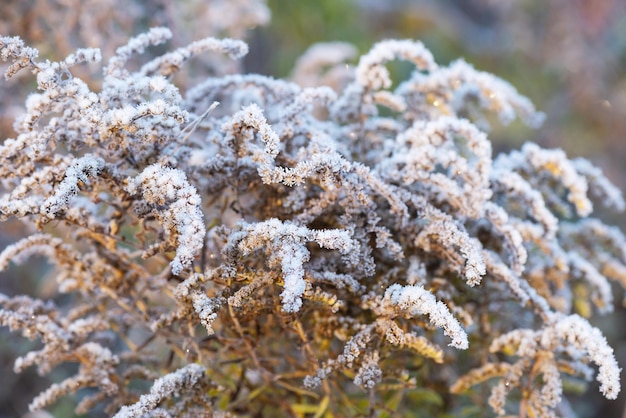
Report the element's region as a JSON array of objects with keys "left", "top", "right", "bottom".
[{"left": 0, "top": 19, "right": 624, "bottom": 418}]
